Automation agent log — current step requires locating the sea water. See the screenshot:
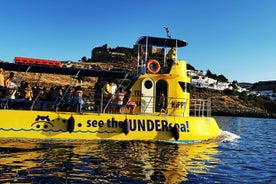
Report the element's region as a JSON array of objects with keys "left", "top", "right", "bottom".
[{"left": 0, "top": 116, "right": 275, "bottom": 183}]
